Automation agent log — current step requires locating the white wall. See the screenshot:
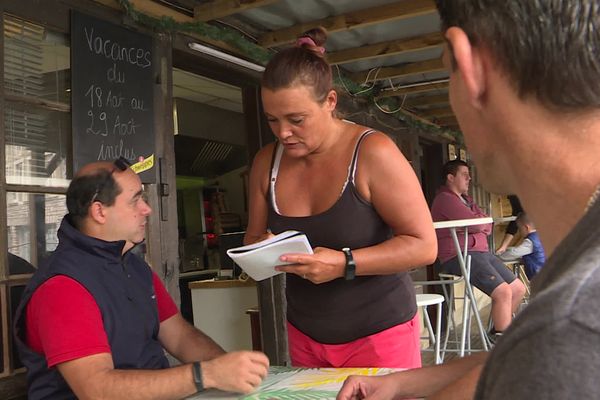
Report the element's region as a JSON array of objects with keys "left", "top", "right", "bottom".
[{"left": 191, "top": 283, "right": 258, "bottom": 351}]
